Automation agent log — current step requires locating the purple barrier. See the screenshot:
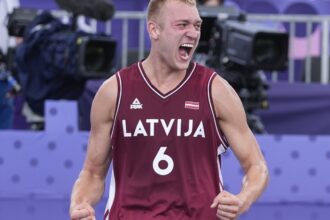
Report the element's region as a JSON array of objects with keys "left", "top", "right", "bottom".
[
  {"left": 0, "top": 100, "right": 110, "bottom": 219},
  {"left": 223, "top": 135, "right": 330, "bottom": 203},
  {"left": 239, "top": 0, "right": 328, "bottom": 15},
  {"left": 284, "top": 0, "right": 319, "bottom": 16},
  {"left": 0, "top": 101, "right": 330, "bottom": 192},
  {"left": 225, "top": 0, "right": 242, "bottom": 10},
  {"left": 314, "top": 0, "right": 330, "bottom": 15},
  {"left": 19, "top": 0, "right": 59, "bottom": 9},
  {"left": 1, "top": 100, "right": 330, "bottom": 219},
  {"left": 256, "top": 82, "right": 330, "bottom": 135},
  {"left": 243, "top": 0, "right": 281, "bottom": 14},
  {"left": 0, "top": 101, "right": 87, "bottom": 198},
  {"left": 0, "top": 197, "right": 108, "bottom": 220},
  {"left": 0, "top": 199, "right": 329, "bottom": 220}
]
